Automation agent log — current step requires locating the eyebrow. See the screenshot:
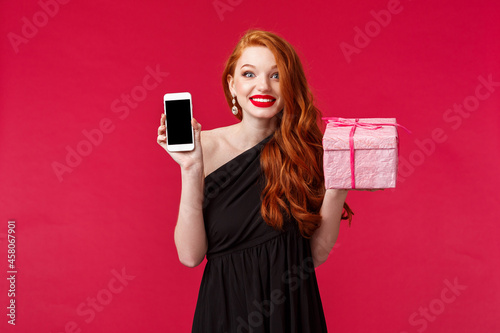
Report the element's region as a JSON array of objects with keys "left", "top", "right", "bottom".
[{"left": 240, "top": 64, "right": 278, "bottom": 69}]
